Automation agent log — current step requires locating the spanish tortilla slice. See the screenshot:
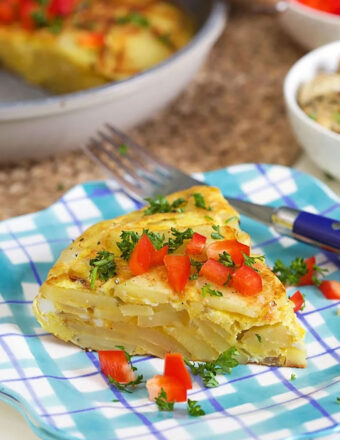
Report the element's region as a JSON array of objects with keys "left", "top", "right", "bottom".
[{"left": 33, "top": 186, "right": 306, "bottom": 367}]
